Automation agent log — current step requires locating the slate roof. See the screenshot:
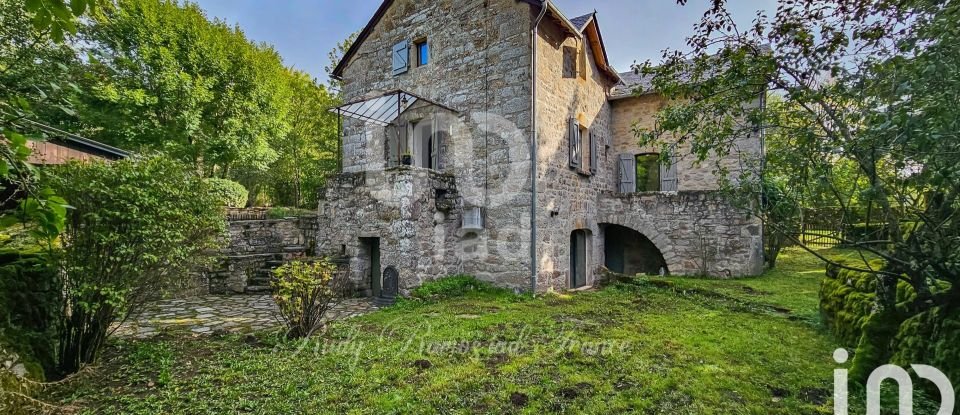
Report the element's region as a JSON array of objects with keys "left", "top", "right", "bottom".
[
  {"left": 570, "top": 12, "right": 594, "bottom": 31},
  {"left": 611, "top": 70, "right": 655, "bottom": 99}
]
